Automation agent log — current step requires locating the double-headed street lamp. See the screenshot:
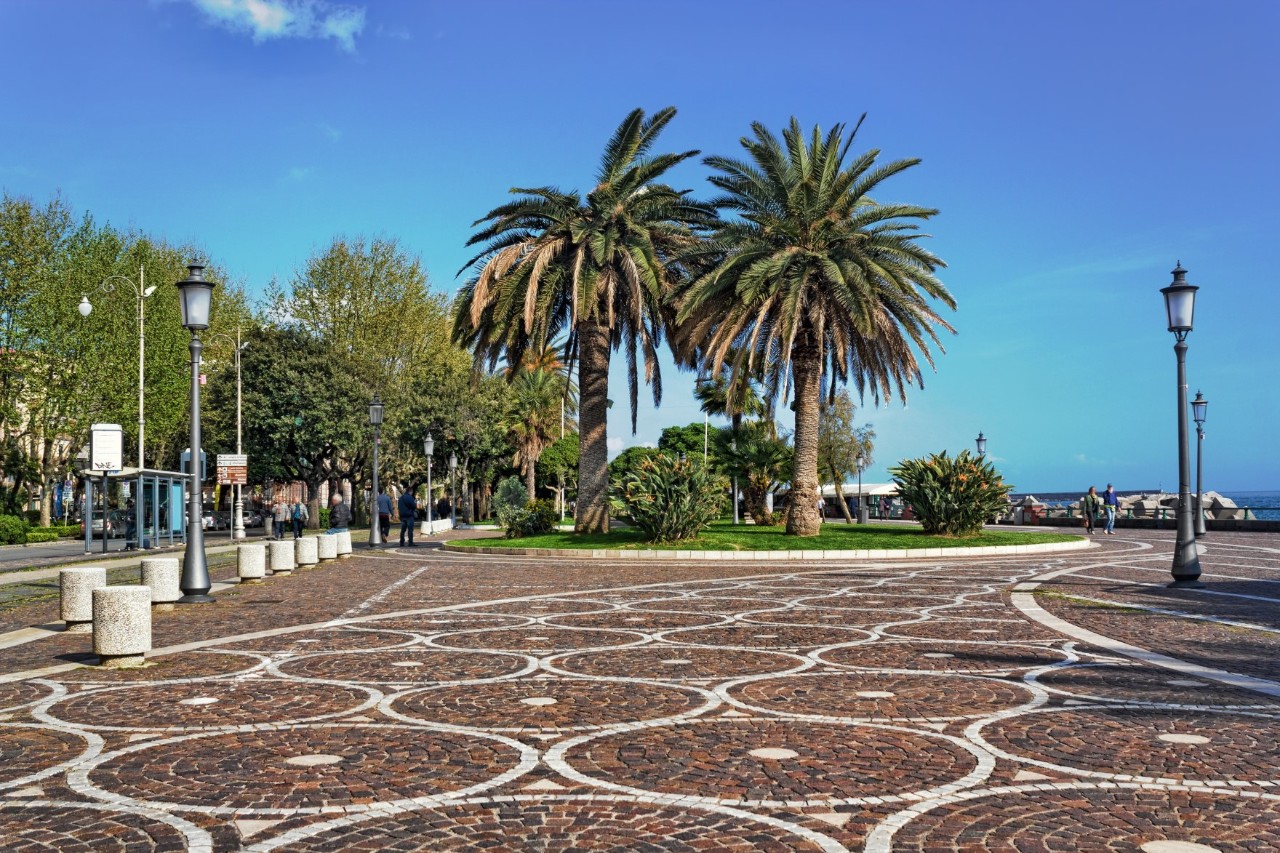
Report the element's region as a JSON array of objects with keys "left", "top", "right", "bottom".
[
  {"left": 422, "top": 433, "right": 434, "bottom": 534},
  {"left": 79, "top": 266, "right": 156, "bottom": 469},
  {"left": 176, "top": 265, "right": 215, "bottom": 603},
  {"left": 1192, "top": 391, "right": 1208, "bottom": 538},
  {"left": 369, "top": 395, "right": 384, "bottom": 547},
  {"left": 1160, "top": 262, "right": 1202, "bottom": 588},
  {"left": 975, "top": 431, "right": 987, "bottom": 459}
]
